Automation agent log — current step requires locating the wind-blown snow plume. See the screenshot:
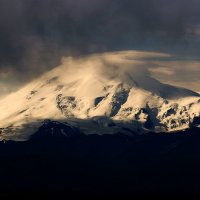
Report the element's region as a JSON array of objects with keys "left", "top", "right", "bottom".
[{"left": 59, "top": 51, "right": 170, "bottom": 83}]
